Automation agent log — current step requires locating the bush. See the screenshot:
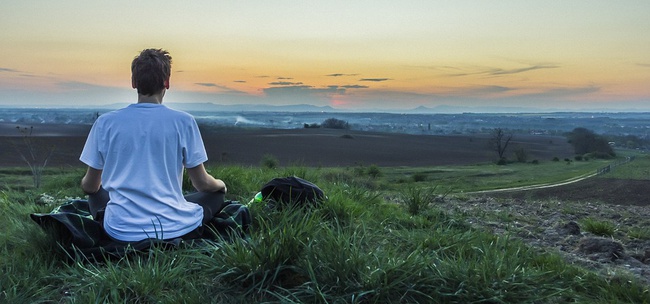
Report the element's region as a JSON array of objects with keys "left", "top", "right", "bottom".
[
  {"left": 514, "top": 148, "right": 528, "bottom": 163},
  {"left": 366, "top": 165, "right": 382, "bottom": 178},
  {"left": 412, "top": 172, "right": 427, "bottom": 182},
  {"left": 303, "top": 123, "right": 320, "bottom": 128},
  {"left": 497, "top": 158, "right": 508, "bottom": 165},
  {"left": 321, "top": 118, "right": 349, "bottom": 129},
  {"left": 574, "top": 155, "right": 583, "bottom": 161},
  {"left": 261, "top": 154, "right": 279, "bottom": 169}
]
